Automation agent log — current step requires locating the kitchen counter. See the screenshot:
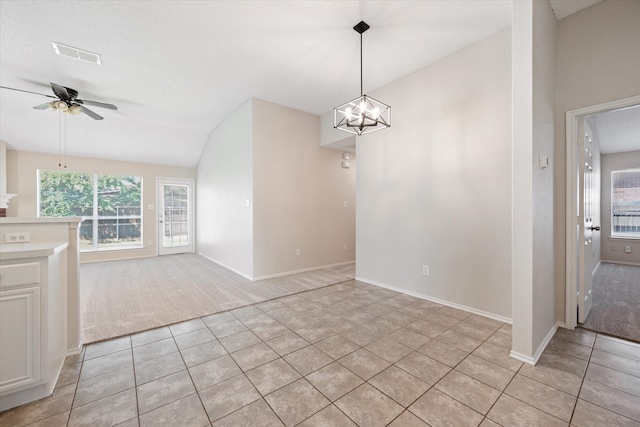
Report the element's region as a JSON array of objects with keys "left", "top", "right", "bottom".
[{"left": 0, "top": 241, "right": 69, "bottom": 260}]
